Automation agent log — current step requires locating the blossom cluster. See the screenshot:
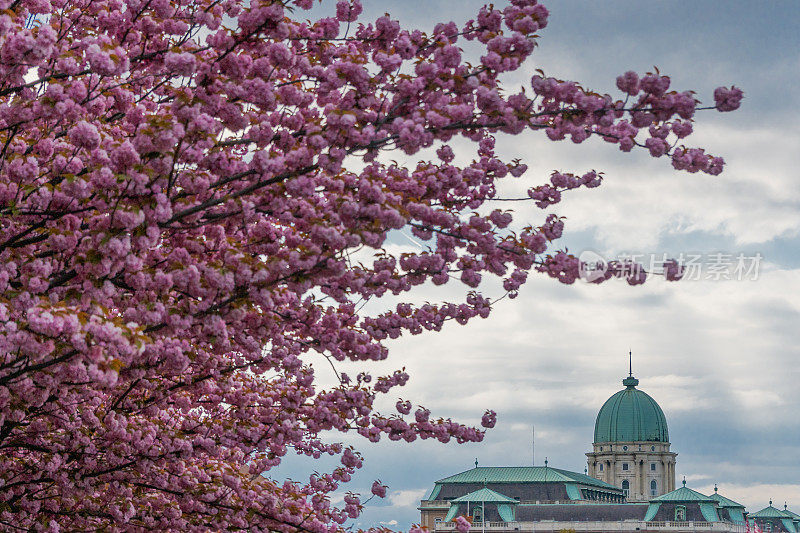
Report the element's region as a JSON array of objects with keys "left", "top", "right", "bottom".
[{"left": 0, "top": 0, "right": 739, "bottom": 530}]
